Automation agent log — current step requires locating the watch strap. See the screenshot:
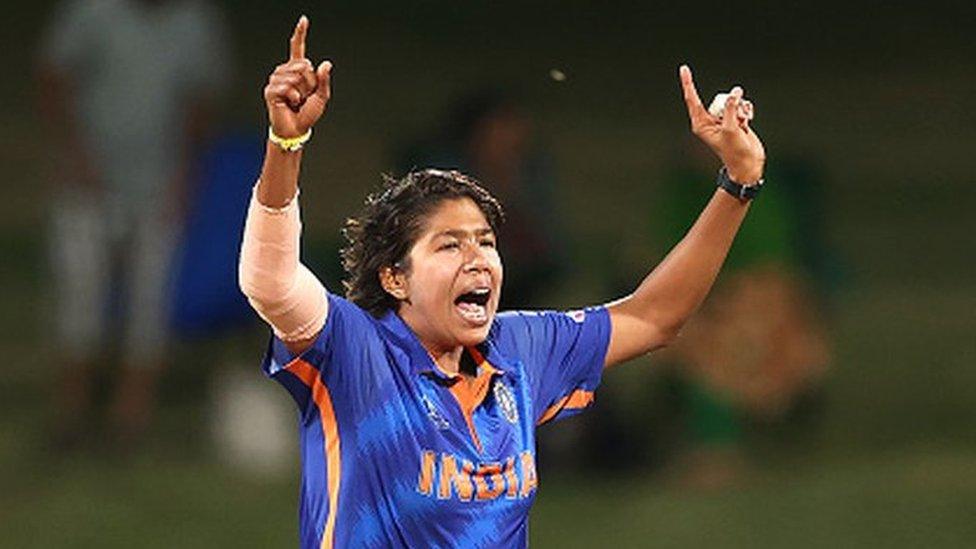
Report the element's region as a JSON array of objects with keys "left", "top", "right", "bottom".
[{"left": 716, "top": 167, "right": 763, "bottom": 201}]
